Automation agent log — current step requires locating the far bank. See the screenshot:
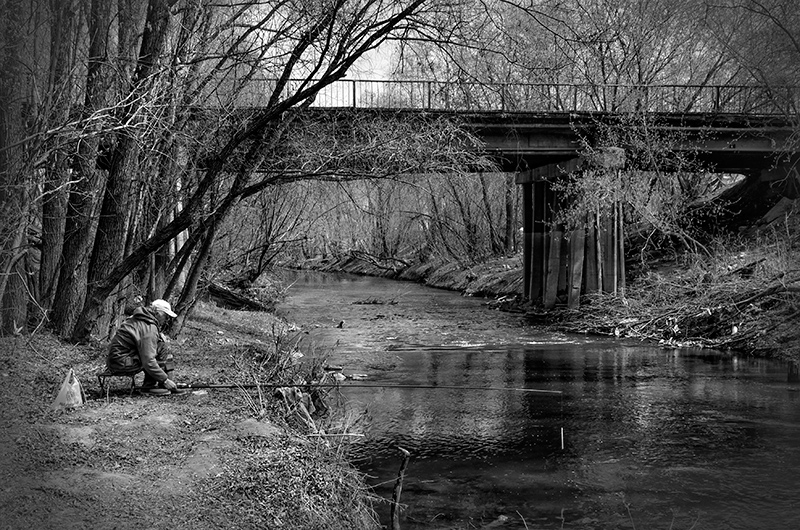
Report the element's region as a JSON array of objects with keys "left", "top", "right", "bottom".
[{"left": 287, "top": 223, "right": 800, "bottom": 362}]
